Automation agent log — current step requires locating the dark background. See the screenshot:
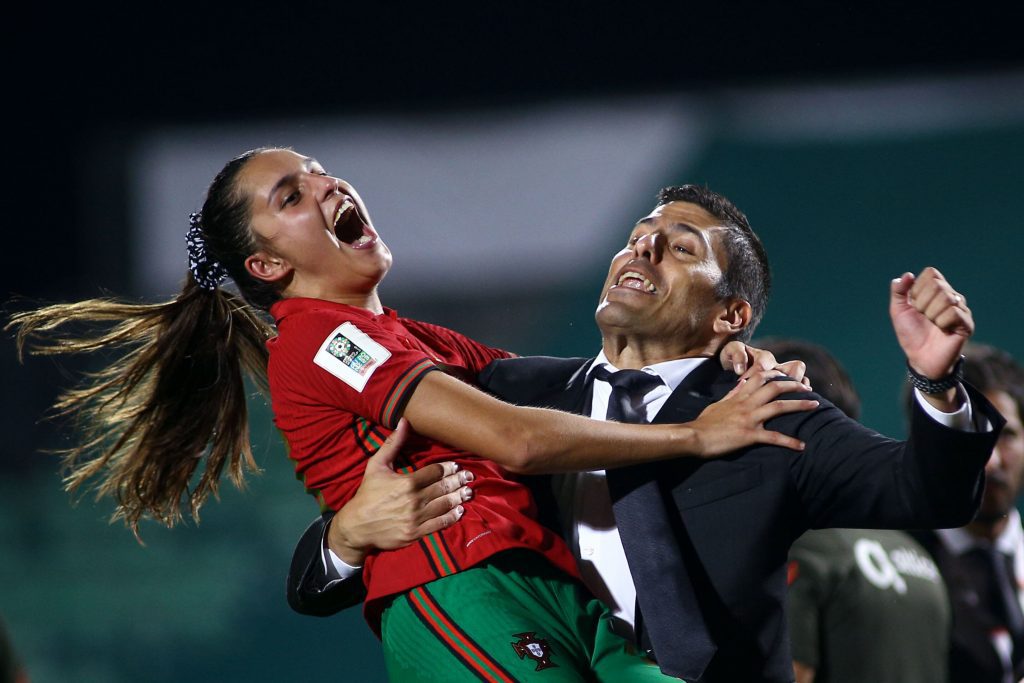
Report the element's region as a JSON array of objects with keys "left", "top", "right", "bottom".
[{"left": 8, "top": 1, "right": 1021, "bottom": 283}]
